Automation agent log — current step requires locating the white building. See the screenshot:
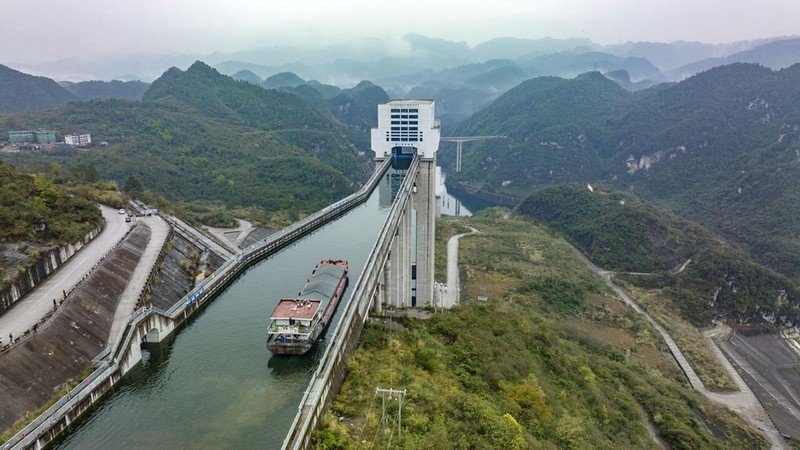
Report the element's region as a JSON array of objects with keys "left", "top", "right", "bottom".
[
  {"left": 370, "top": 99, "right": 440, "bottom": 160},
  {"left": 65, "top": 133, "right": 92, "bottom": 146}
]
